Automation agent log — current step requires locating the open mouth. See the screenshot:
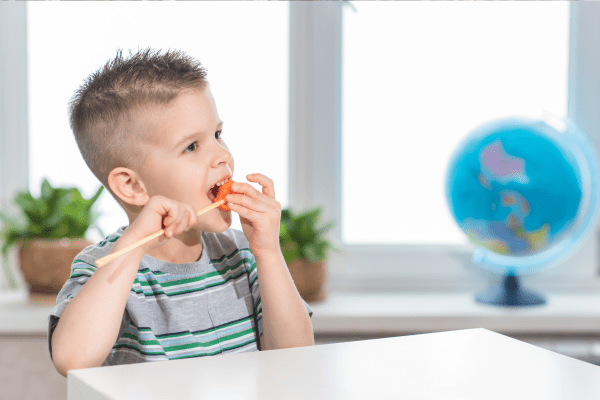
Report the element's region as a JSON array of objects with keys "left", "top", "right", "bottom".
[
  {"left": 207, "top": 186, "right": 219, "bottom": 202},
  {"left": 207, "top": 175, "right": 232, "bottom": 202}
]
